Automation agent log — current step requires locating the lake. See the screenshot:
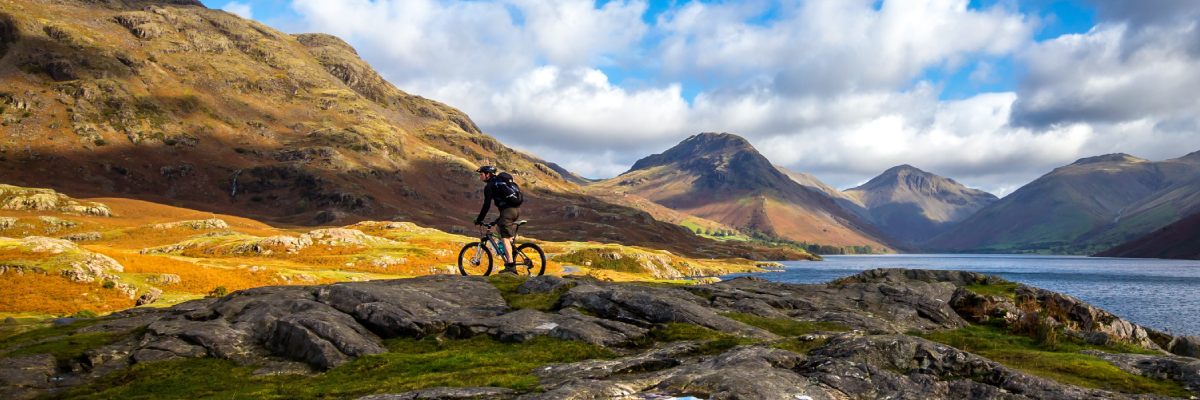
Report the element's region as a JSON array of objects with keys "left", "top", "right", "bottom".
[{"left": 722, "top": 254, "right": 1200, "bottom": 336}]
